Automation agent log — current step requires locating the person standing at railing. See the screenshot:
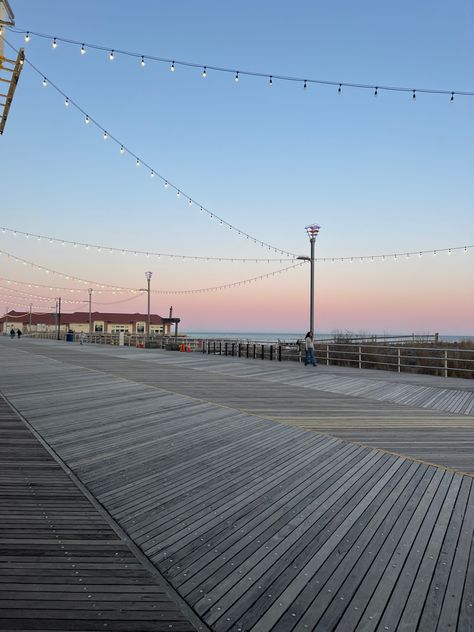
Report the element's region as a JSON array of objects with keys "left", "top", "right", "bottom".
[
  {"left": 304, "top": 331, "right": 317, "bottom": 367},
  {"left": 79, "top": 331, "right": 86, "bottom": 345}
]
